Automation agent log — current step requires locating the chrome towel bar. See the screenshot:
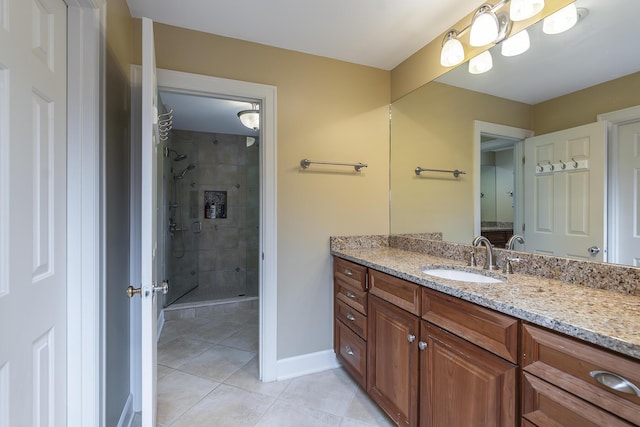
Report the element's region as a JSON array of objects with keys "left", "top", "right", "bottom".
[
  {"left": 415, "top": 167, "right": 466, "bottom": 178},
  {"left": 300, "top": 159, "right": 368, "bottom": 172}
]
